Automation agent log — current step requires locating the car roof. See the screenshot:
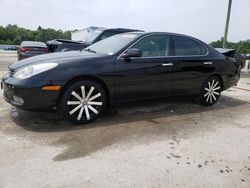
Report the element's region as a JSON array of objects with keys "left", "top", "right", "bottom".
[
  {"left": 126, "top": 31, "right": 207, "bottom": 44},
  {"left": 21, "top": 41, "right": 47, "bottom": 48},
  {"left": 136, "top": 31, "right": 197, "bottom": 37},
  {"left": 104, "top": 28, "right": 143, "bottom": 32}
]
